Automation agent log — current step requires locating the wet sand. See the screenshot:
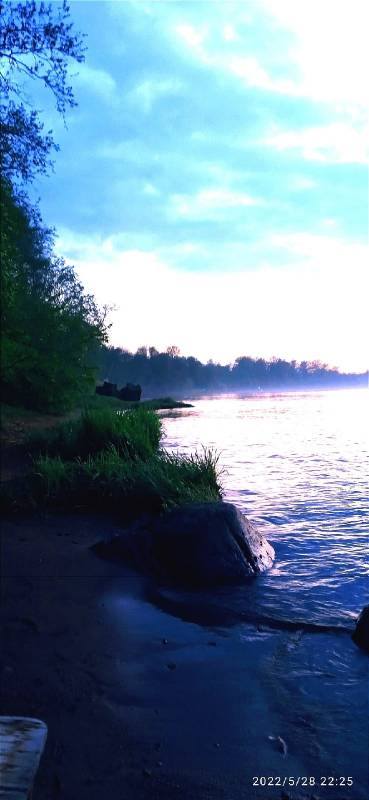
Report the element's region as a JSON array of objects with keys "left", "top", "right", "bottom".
[{"left": 1, "top": 513, "right": 366, "bottom": 800}]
